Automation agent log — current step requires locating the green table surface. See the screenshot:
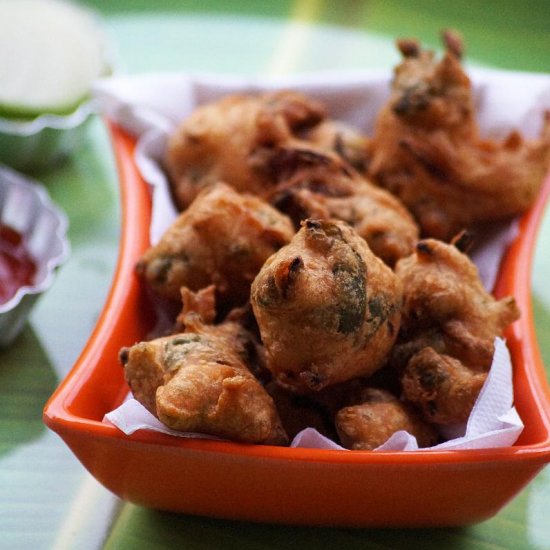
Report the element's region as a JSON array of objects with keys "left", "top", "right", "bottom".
[{"left": 2, "top": 1, "right": 550, "bottom": 548}]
